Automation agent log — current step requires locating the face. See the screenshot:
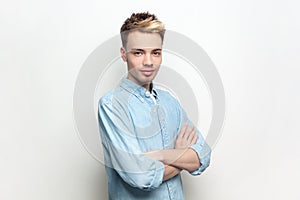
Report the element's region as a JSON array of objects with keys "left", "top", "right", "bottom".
[{"left": 121, "top": 31, "right": 162, "bottom": 90}]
